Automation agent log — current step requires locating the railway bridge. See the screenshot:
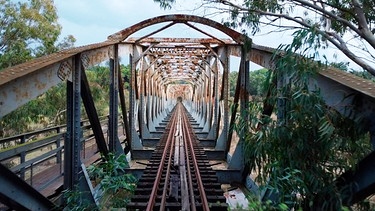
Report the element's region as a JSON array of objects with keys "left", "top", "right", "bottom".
[{"left": 1, "top": 14, "right": 375, "bottom": 210}]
